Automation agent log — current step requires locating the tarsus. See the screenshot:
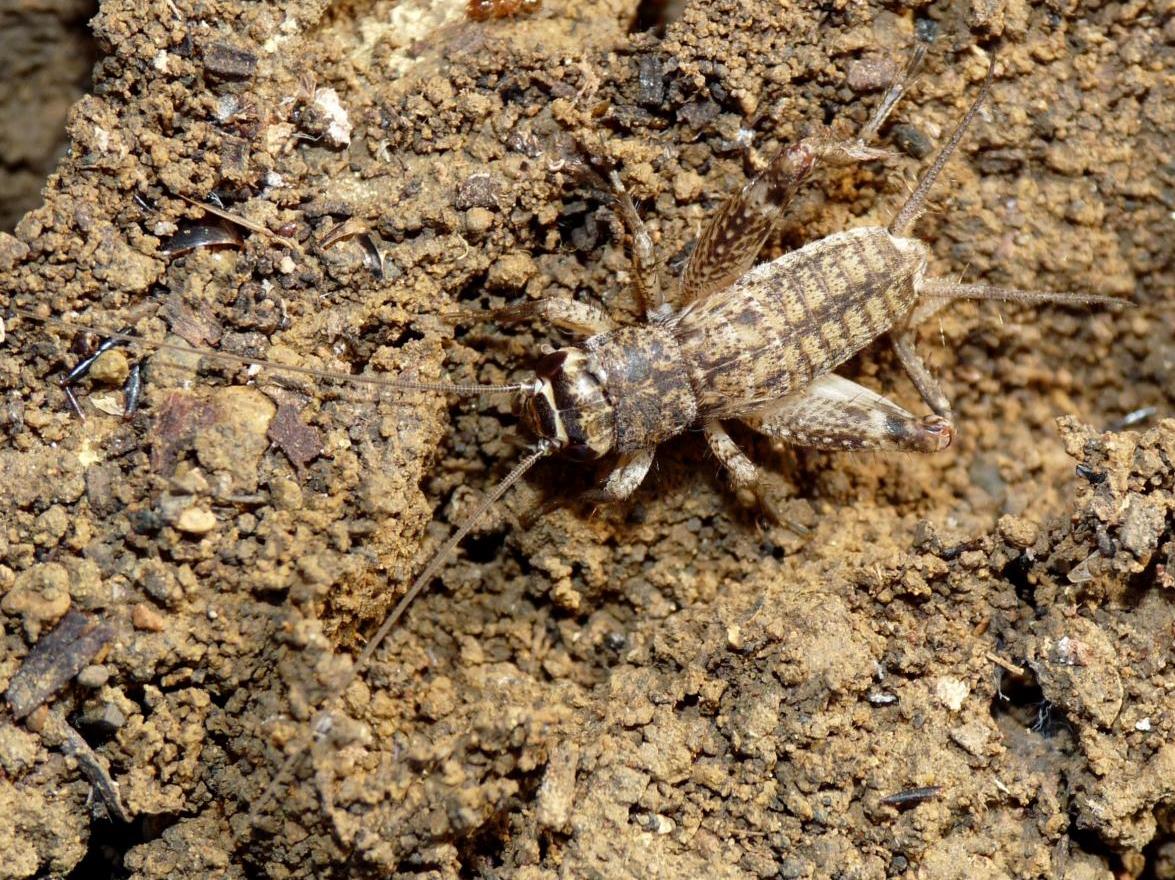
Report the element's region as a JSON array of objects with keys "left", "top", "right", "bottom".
[{"left": 920, "top": 280, "right": 1128, "bottom": 309}]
